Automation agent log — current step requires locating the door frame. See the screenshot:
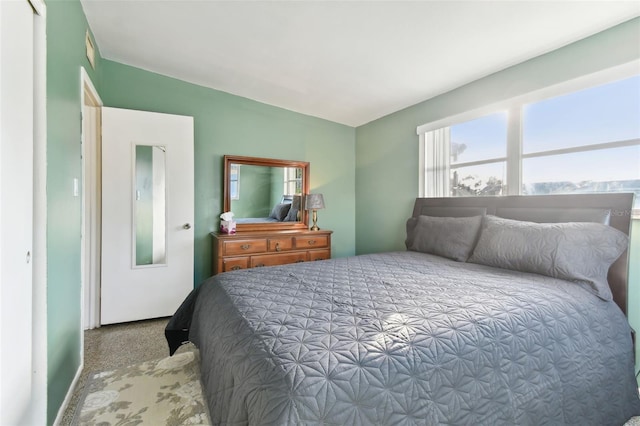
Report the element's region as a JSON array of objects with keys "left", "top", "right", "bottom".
[{"left": 80, "top": 67, "right": 103, "bottom": 330}]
